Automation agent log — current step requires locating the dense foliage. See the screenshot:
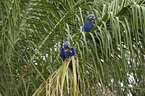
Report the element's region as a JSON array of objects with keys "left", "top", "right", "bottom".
[{"left": 0, "top": 0, "right": 145, "bottom": 95}]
